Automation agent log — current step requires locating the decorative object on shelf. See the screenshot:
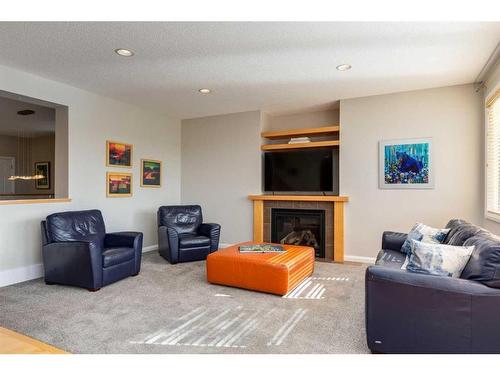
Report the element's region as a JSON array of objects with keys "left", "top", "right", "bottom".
[
  {"left": 288, "top": 137, "right": 311, "bottom": 144},
  {"left": 106, "top": 172, "right": 132, "bottom": 197},
  {"left": 106, "top": 141, "right": 133, "bottom": 168},
  {"left": 35, "top": 162, "right": 50, "bottom": 189},
  {"left": 379, "top": 138, "right": 433, "bottom": 189},
  {"left": 141, "top": 159, "right": 162, "bottom": 188}
]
